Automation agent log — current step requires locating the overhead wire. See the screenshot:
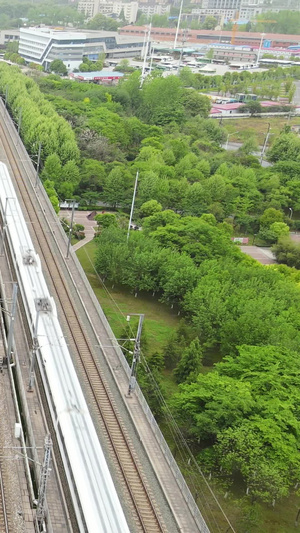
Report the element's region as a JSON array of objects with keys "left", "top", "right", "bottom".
[
  {"left": 139, "top": 354, "right": 223, "bottom": 533},
  {"left": 140, "top": 353, "right": 237, "bottom": 533}
]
